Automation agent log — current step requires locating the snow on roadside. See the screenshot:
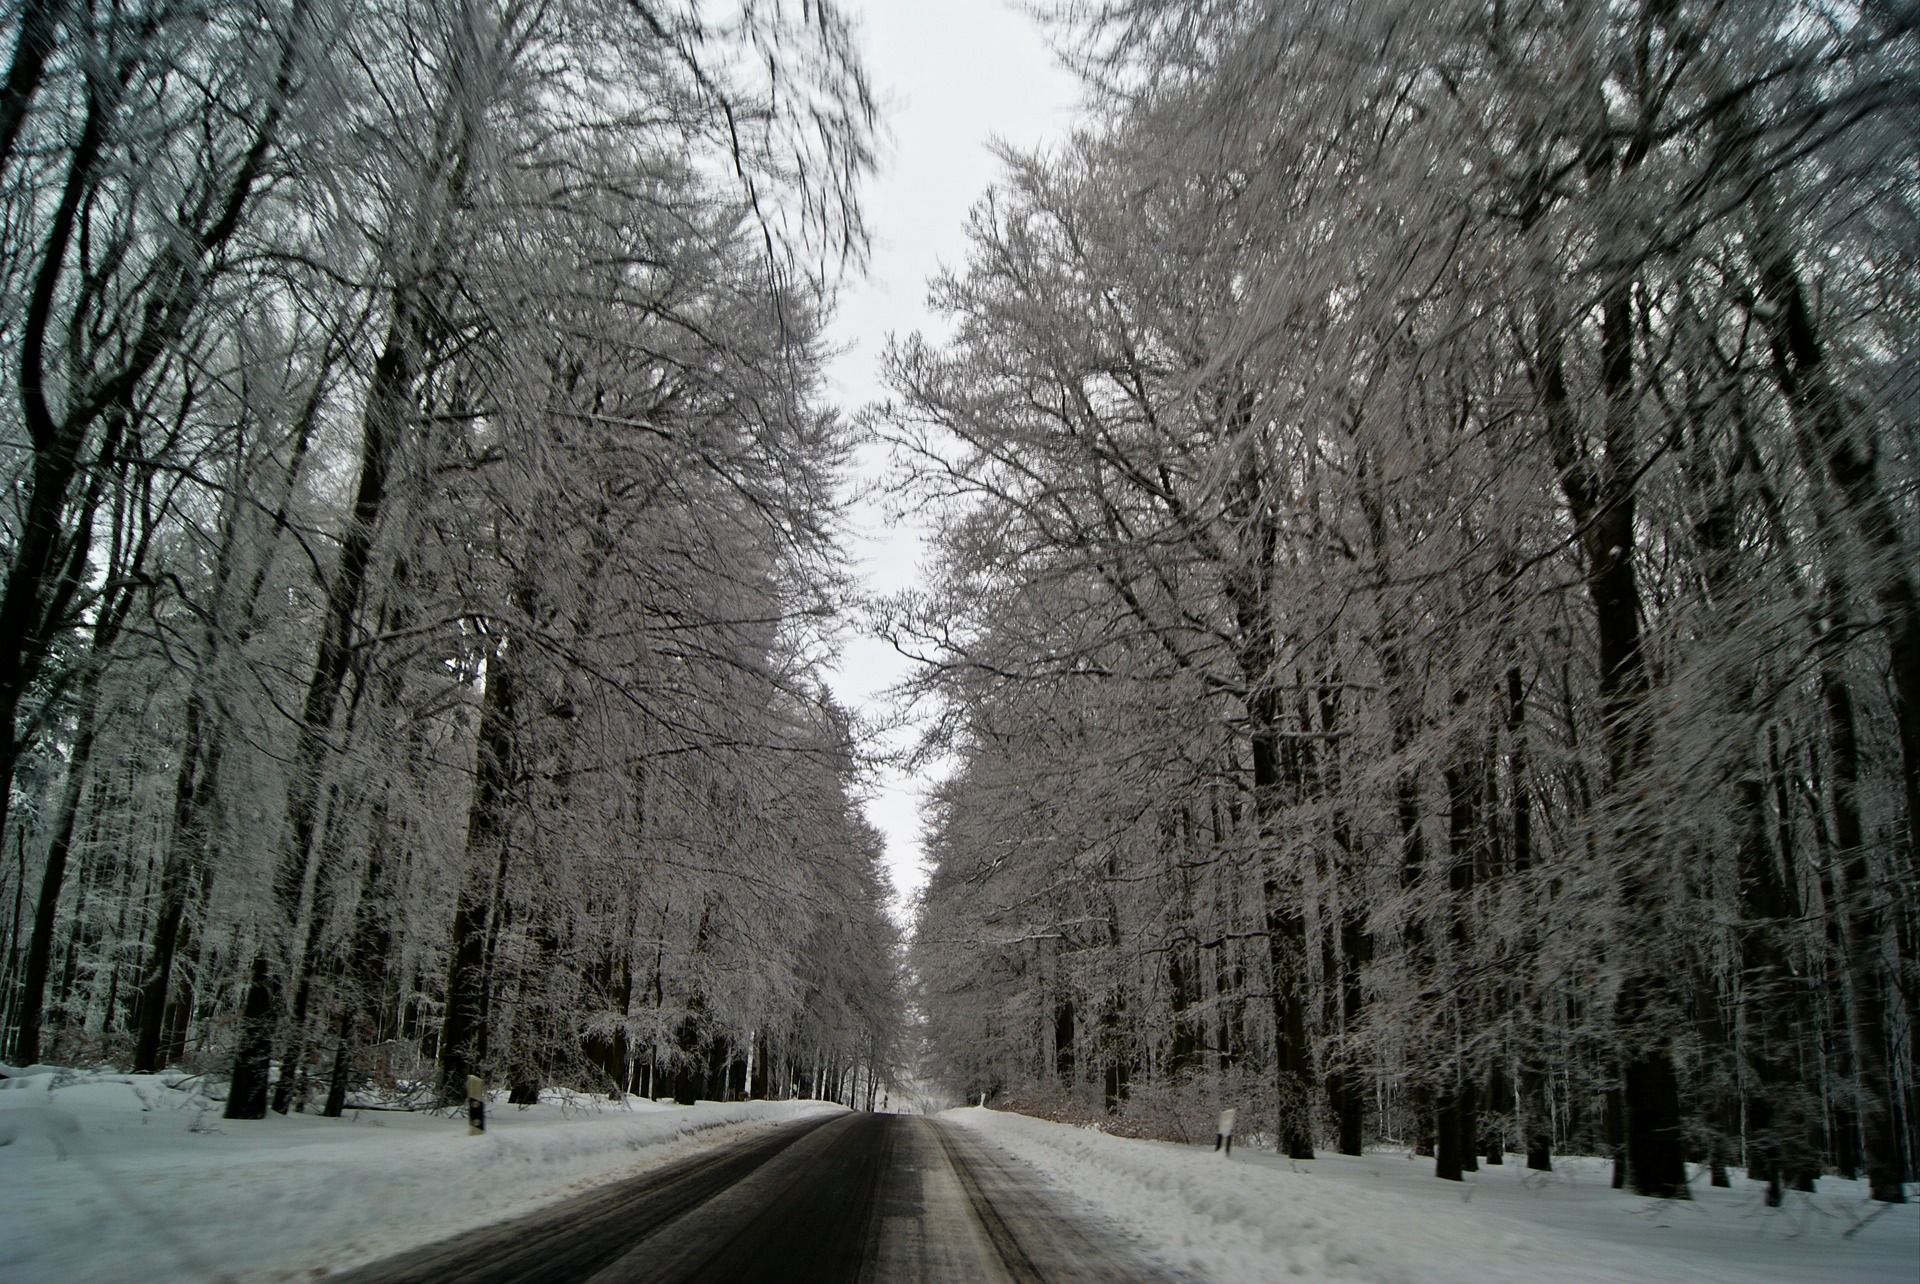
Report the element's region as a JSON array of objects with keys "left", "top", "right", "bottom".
[
  {"left": 0, "top": 1063, "right": 843, "bottom": 1282},
  {"left": 945, "top": 1107, "right": 1918, "bottom": 1284}
]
